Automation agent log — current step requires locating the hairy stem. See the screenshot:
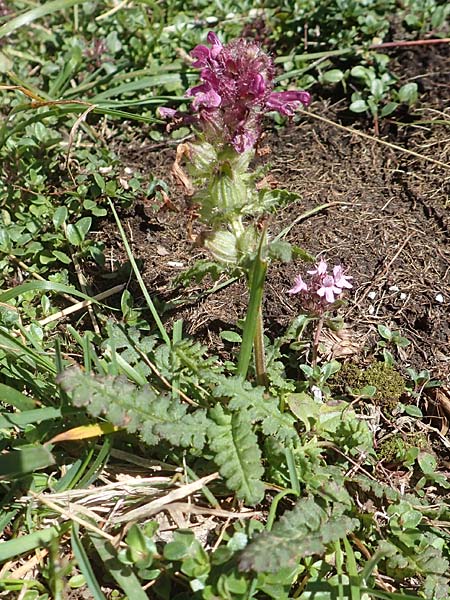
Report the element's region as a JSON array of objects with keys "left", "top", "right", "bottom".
[{"left": 311, "top": 314, "right": 325, "bottom": 368}]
